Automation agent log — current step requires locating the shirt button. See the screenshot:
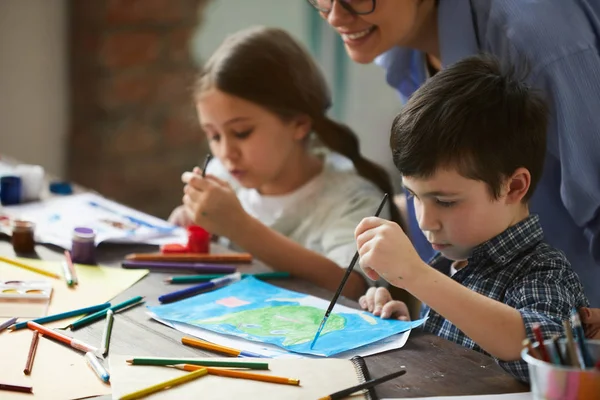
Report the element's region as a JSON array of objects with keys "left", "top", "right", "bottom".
[{"left": 500, "top": 256, "right": 506, "bottom": 262}]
